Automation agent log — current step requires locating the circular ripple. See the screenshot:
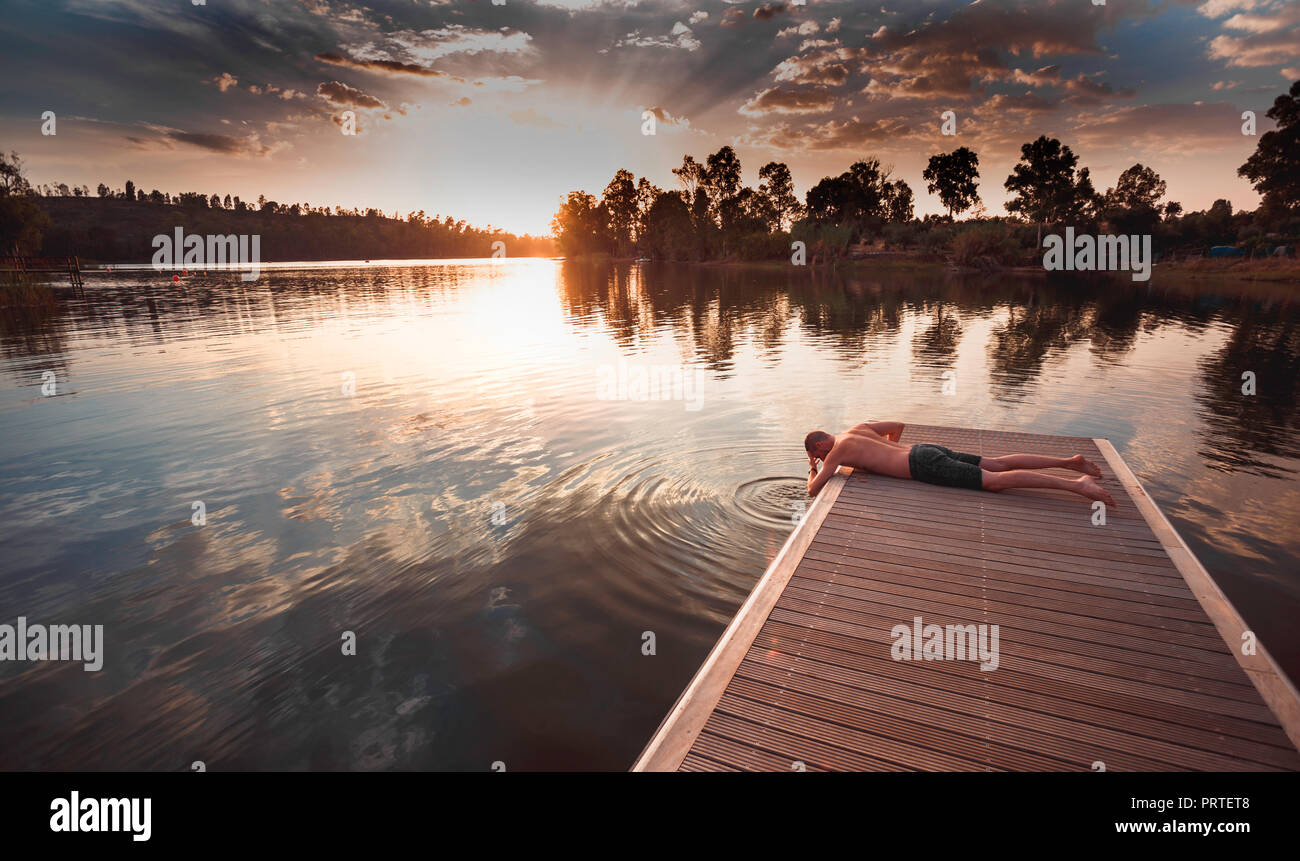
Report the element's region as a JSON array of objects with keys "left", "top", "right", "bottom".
[
  {"left": 558, "top": 442, "right": 810, "bottom": 618},
  {"left": 733, "top": 476, "right": 809, "bottom": 527}
]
